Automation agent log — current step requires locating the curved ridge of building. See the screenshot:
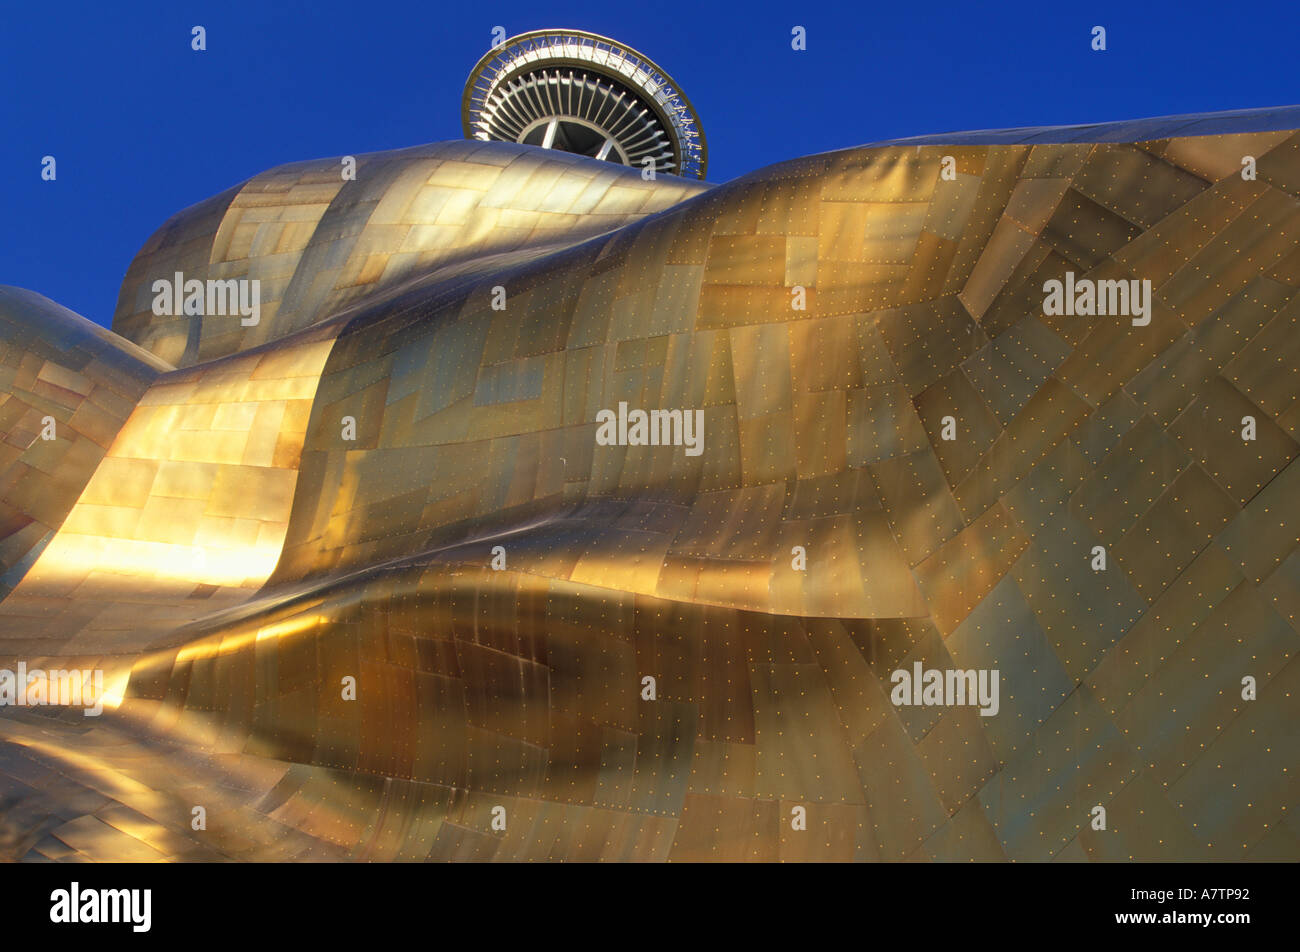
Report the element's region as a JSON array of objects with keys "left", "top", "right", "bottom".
[{"left": 111, "top": 141, "right": 711, "bottom": 368}]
